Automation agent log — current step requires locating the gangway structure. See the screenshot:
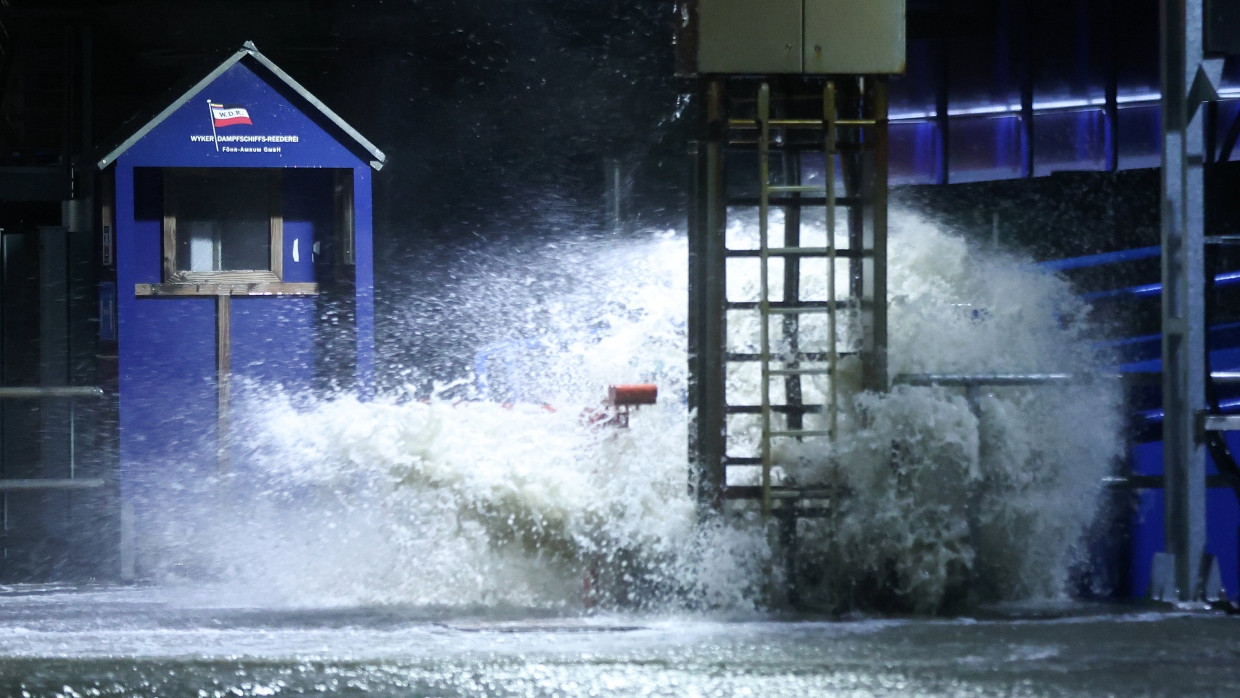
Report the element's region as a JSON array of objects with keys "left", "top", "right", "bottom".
[
  {"left": 689, "top": 78, "right": 890, "bottom": 511},
  {"left": 680, "top": 2, "right": 904, "bottom": 584}
]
